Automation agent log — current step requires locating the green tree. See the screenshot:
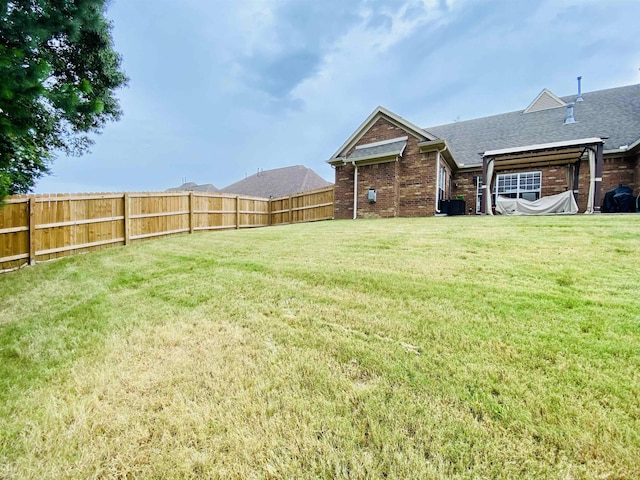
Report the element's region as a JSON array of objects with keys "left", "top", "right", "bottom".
[{"left": 0, "top": 0, "right": 127, "bottom": 198}]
